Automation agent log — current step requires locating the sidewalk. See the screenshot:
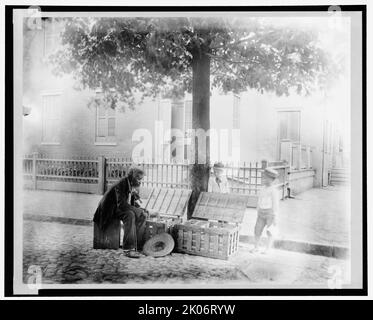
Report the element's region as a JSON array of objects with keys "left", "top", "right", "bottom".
[
  {"left": 22, "top": 186, "right": 350, "bottom": 258},
  {"left": 240, "top": 186, "right": 350, "bottom": 256}
]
